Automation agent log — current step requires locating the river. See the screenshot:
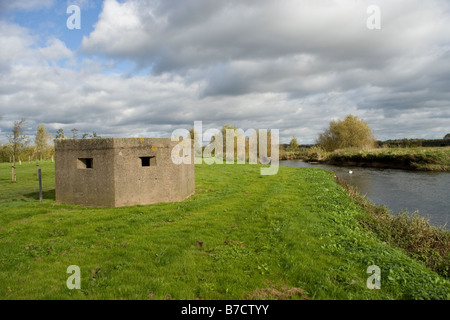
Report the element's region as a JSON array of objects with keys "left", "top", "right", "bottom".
[{"left": 280, "top": 160, "right": 450, "bottom": 229}]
